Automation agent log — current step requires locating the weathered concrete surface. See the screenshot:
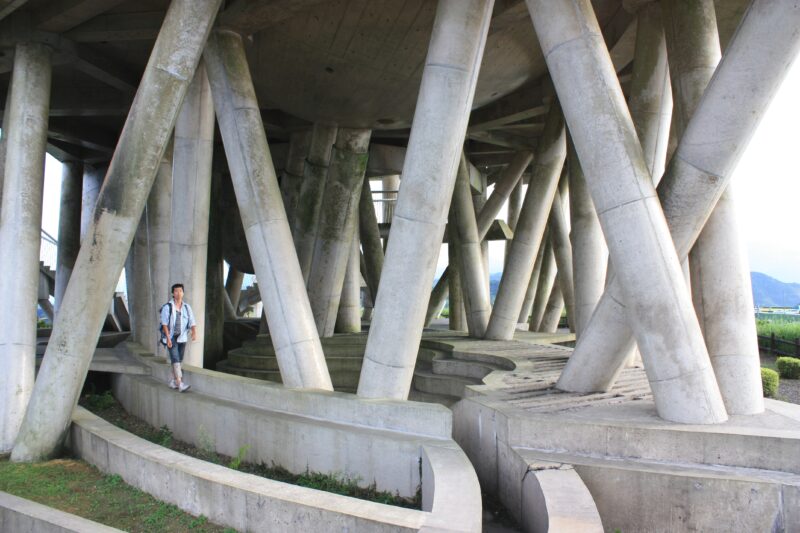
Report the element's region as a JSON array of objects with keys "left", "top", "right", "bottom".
[
  {"left": 359, "top": 176, "right": 384, "bottom": 304},
  {"left": 527, "top": 0, "right": 727, "bottom": 424},
  {"left": 204, "top": 30, "right": 332, "bottom": 391},
  {"left": 358, "top": 0, "right": 494, "bottom": 400},
  {"left": 529, "top": 239, "right": 555, "bottom": 332},
  {"left": 0, "top": 42, "right": 51, "bottom": 453},
  {"left": 170, "top": 62, "right": 215, "bottom": 367},
  {"left": 54, "top": 160, "right": 83, "bottom": 315},
  {"left": 547, "top": 186, "right": 574, "bottom": 332},
  {"left": 80, "top": 165, "right": 105, "bottom": 243},
  {"left": 485, "top": 103, "right": 565, "bottom": 341},
  {"left": 11, "top": 0, "right": 222, "bottom": 462},
  {"left": 306, "top": 128, "right": 370, "bottom": 337},
  {"left": 0, "top": 490, "right": 123, "bottom": 533},
  {"left": 335, "top": 234, "right": 362, "bottom": 333},
  {"left": 280, "top": 129, "right": 311, "bottom": 237}
]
